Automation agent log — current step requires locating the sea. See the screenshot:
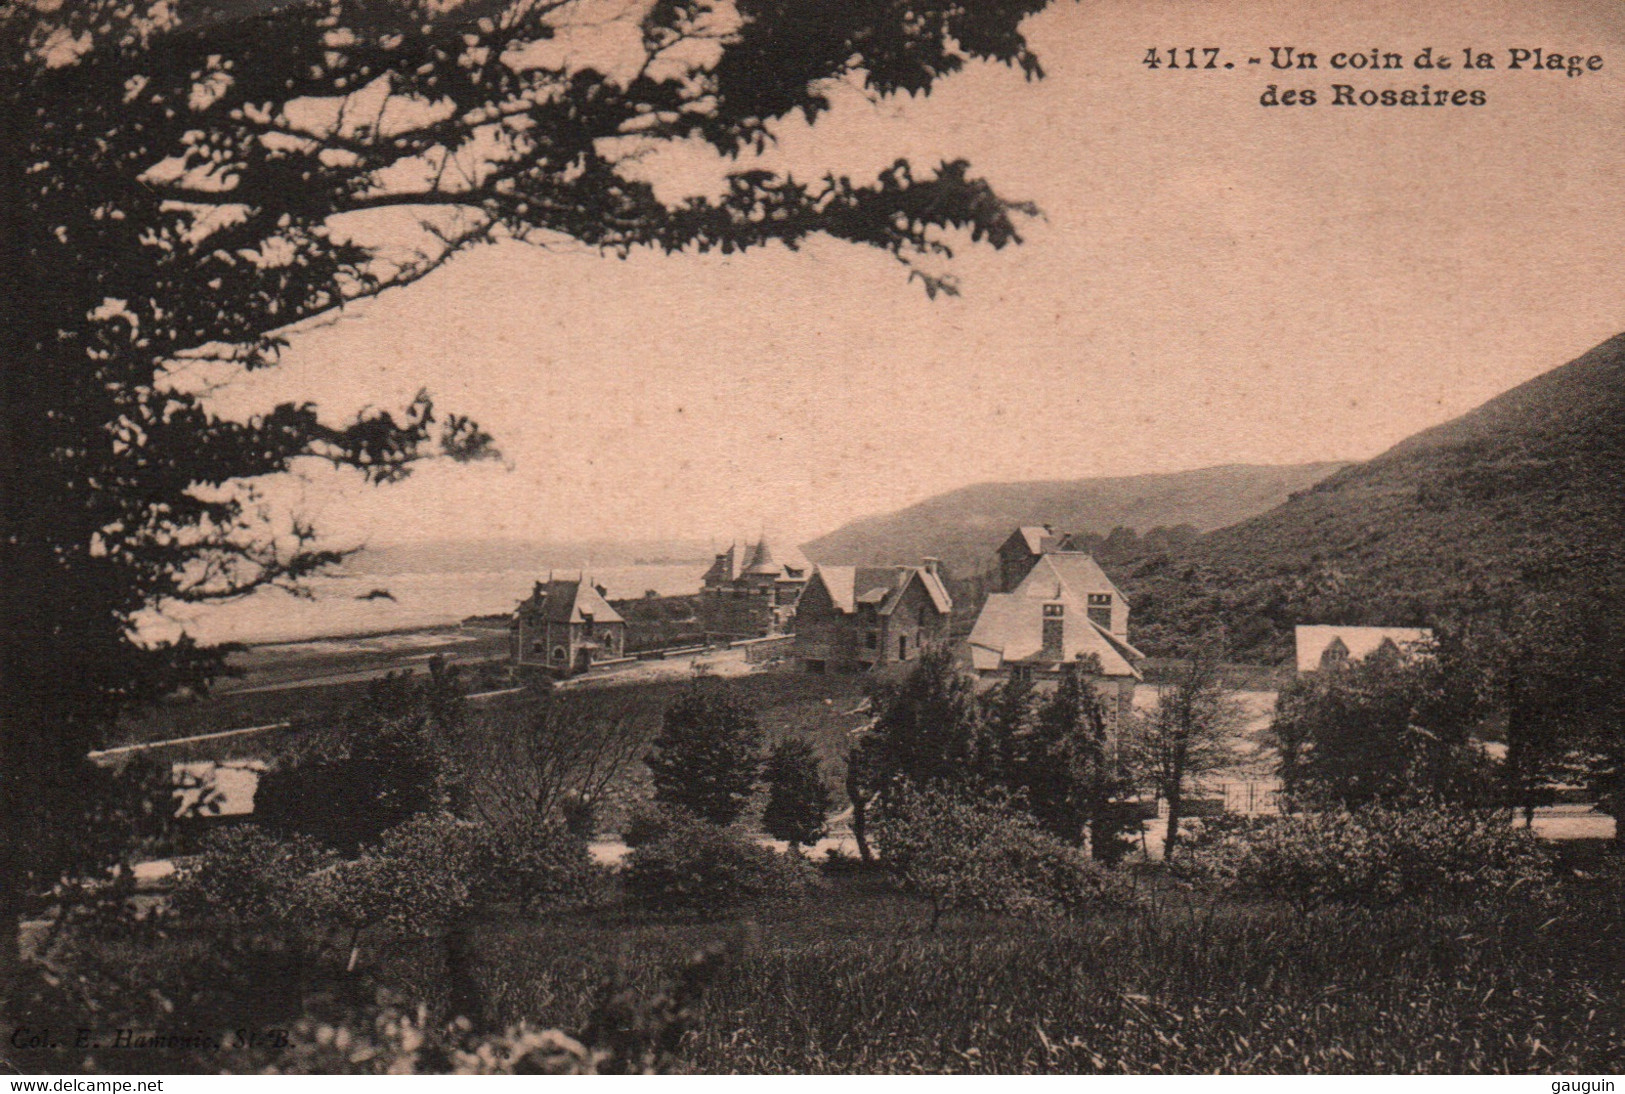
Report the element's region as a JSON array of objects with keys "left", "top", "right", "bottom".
[{"left": 168, "top": 563, "right": 705, "bottom": 646}]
